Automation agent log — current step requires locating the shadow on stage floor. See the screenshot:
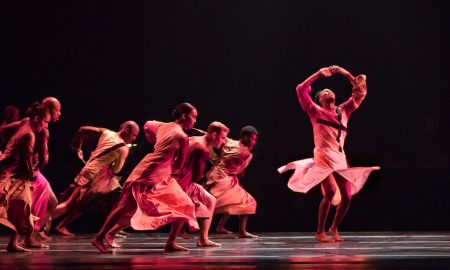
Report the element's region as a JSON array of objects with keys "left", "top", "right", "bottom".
[{"left": 1, "top": 231, "right": 450, "bottom": 269}]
